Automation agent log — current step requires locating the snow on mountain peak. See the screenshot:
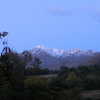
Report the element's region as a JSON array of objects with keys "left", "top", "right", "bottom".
[
  {"left": 29, "top": 45, "right": 98, "bottom": 58},
  {"left": 34, "top": 45, "right": 66, "bottom": 57},
  {"left": 36, "top": 45, "right": 46, "bottom": 49}
]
